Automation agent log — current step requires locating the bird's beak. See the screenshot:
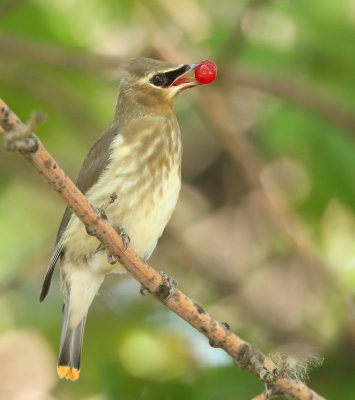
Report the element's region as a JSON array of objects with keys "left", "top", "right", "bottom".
[{"left": 170, "top": 63, "right": 200, "bottom": 88}]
